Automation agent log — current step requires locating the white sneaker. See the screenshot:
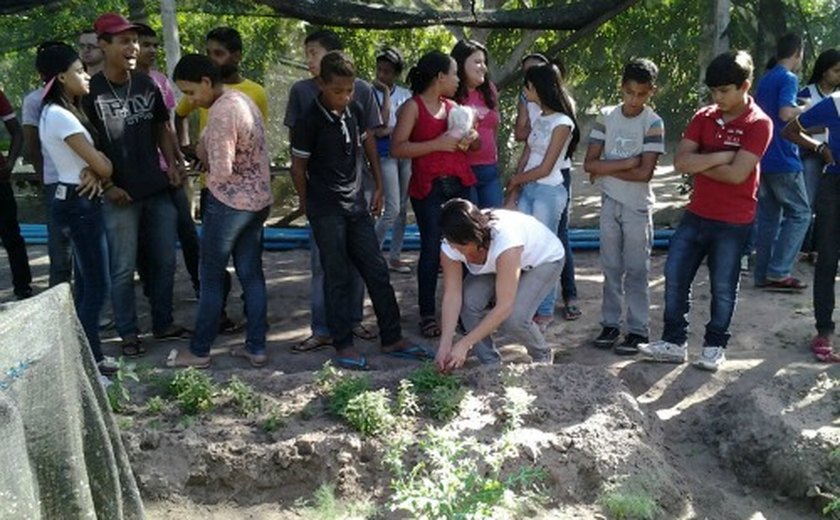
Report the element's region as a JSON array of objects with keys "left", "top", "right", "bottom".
[
  {"left": 693, "top": 346, "right": 725, "bottom": 371},
  {"left": 638, "top": 339, "right": 687, "bottom": 363}
]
